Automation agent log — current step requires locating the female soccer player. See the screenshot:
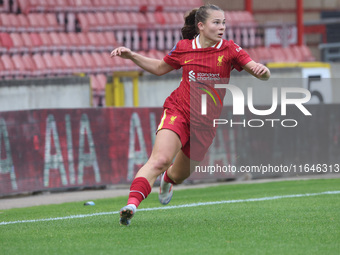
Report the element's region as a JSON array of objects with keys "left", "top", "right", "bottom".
[{"left": 110, "top": 4, "right": 270, "bottom": 226}]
